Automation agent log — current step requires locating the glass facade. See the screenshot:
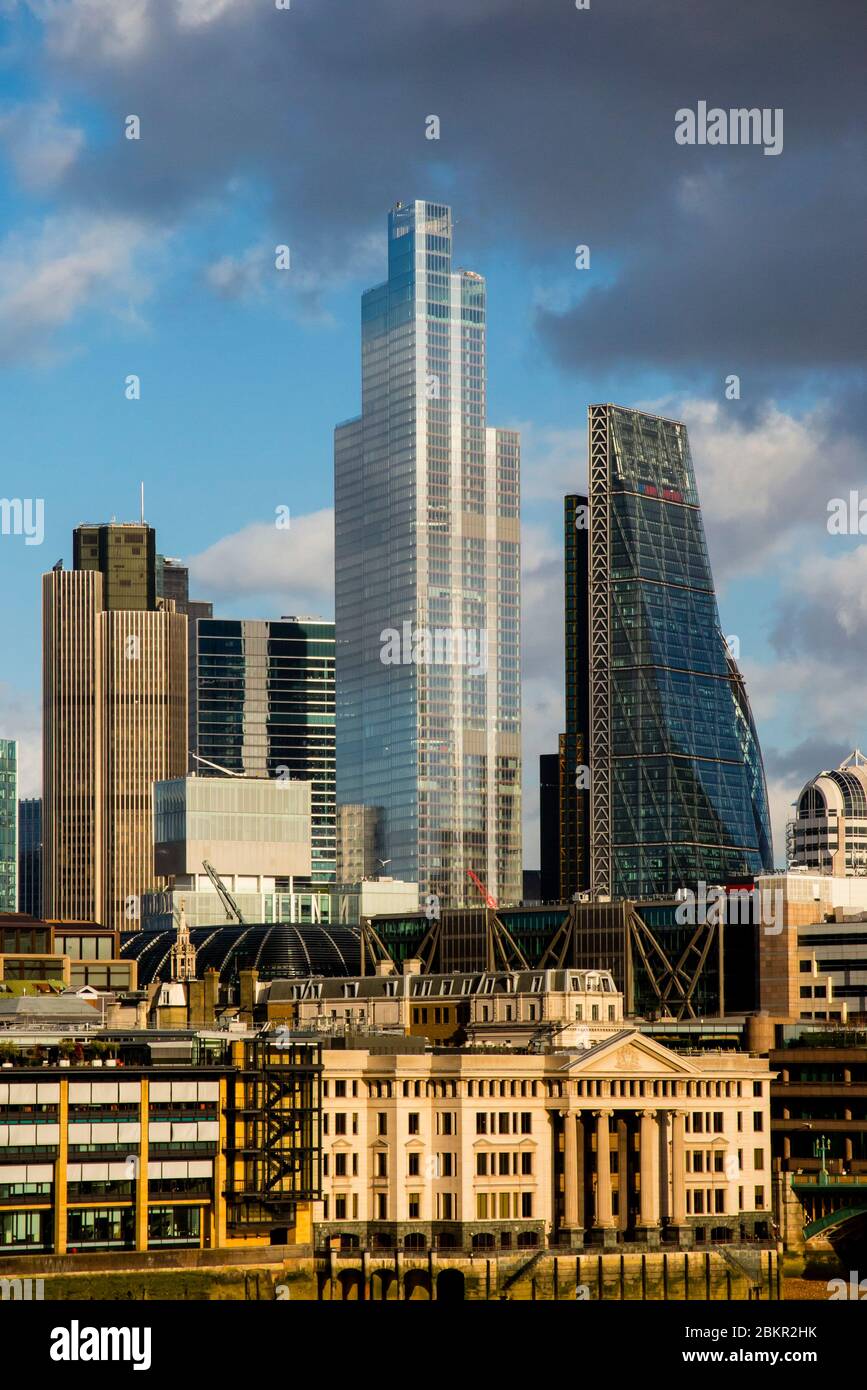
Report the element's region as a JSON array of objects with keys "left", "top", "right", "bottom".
[
  {"left": 196, "top": 618, "right": 335, "bottom": 883},
  {"left": 0, "top": 740, "right": 18, "bottom": 911},
  {"left": 17, "top": 796, "right": 41, "bottom": 917},
  {"left": 334, "top": 200, "right": 521, "bottom": 907},
  {"left": 73, "top": 523, "right": 156, "bottom": 611},
  {"left": 587, "top": 405, "right": 774, "bottom": 898}
]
